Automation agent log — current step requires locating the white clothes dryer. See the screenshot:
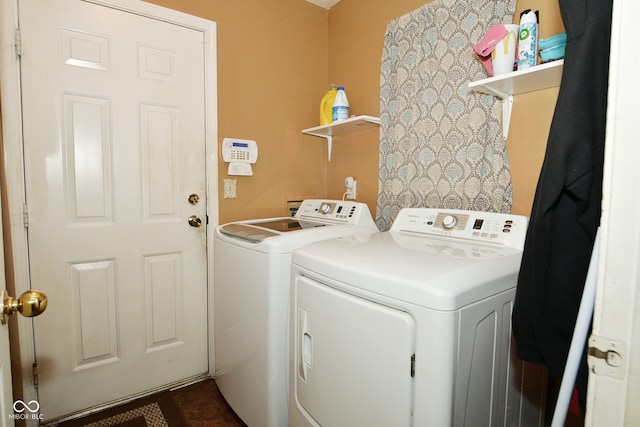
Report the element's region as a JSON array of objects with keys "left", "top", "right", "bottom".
[
  {"left": 213, "top": 199, "right": 378, "bottom": 427},
  {"left": 290, "top": 208, "right": 547, "bottom": 427}
]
